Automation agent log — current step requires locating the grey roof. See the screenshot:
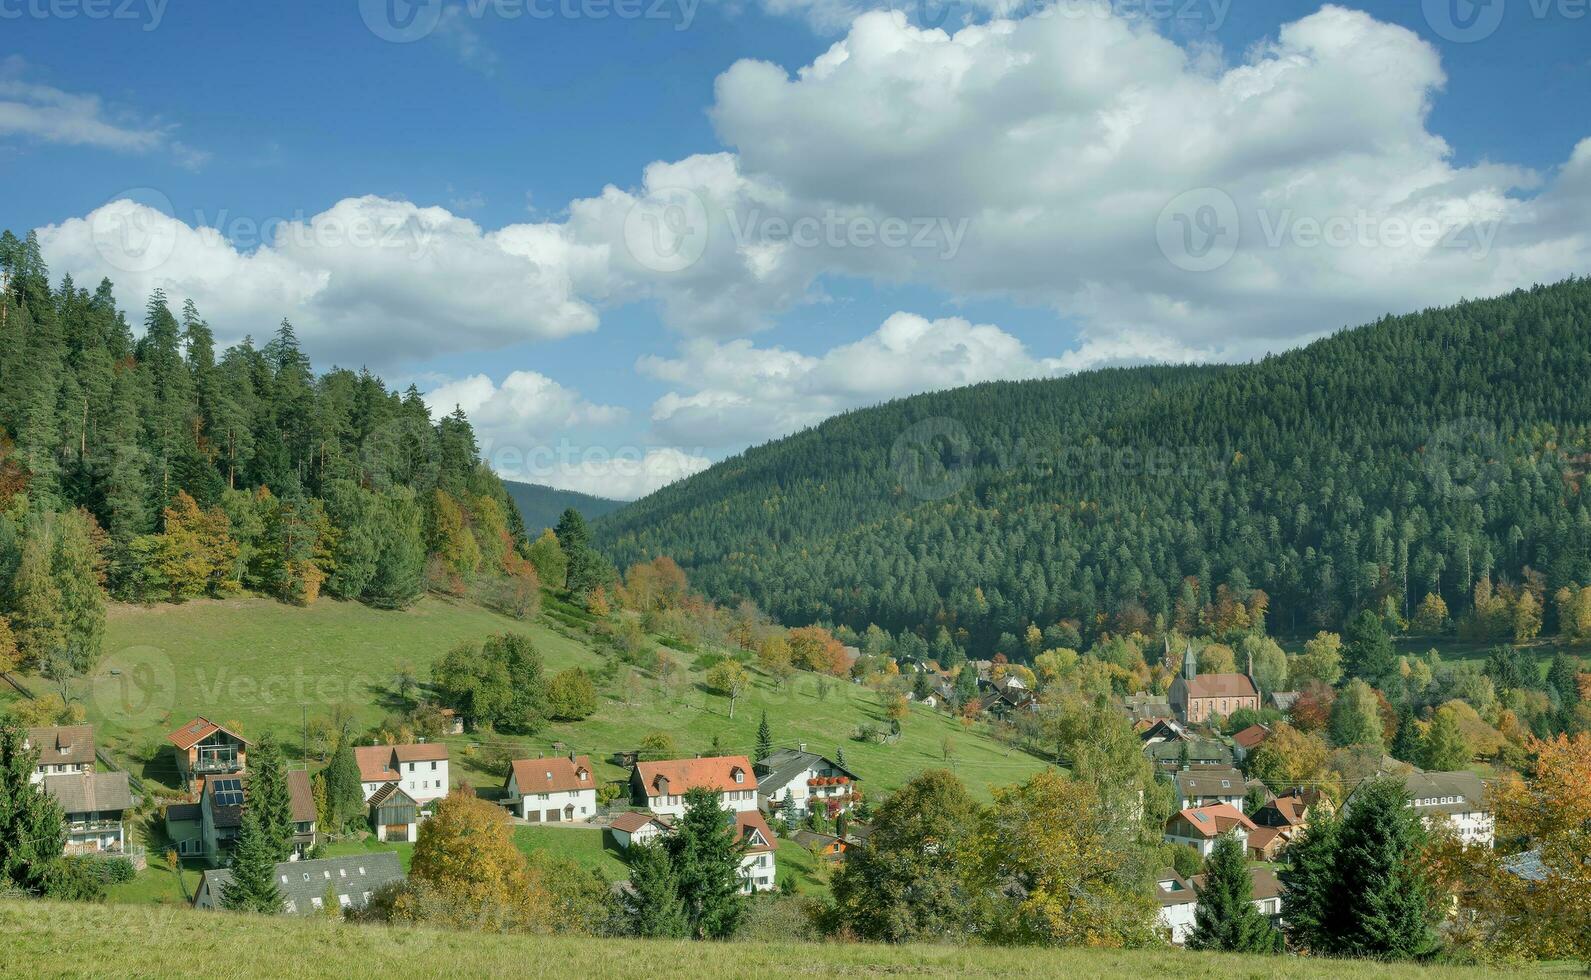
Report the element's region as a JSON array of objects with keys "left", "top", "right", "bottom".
[
  {"left": 27, "top": 725, "right": 97, "bottom": 767},
  {"left": 1270, "top": 691, "right": 1300, "bottom": 712},
  {"left": 1500, "top": 849, "right": 1548, "bottom": 882},
  {"left": 754, "top": 749, "right": 859, "bottom": 793},
  {"left": 200, "top": 853, "right": 403, "bottom": 915},
  {"left": 42, "top": 770, "right": 133, "bottom": 815},
  {"left": 1400, "top": 770, "right": 1490, "bottom": 816},
  {"left": 1174, "top": 767, "right": 1246, "bottom": 800}
]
